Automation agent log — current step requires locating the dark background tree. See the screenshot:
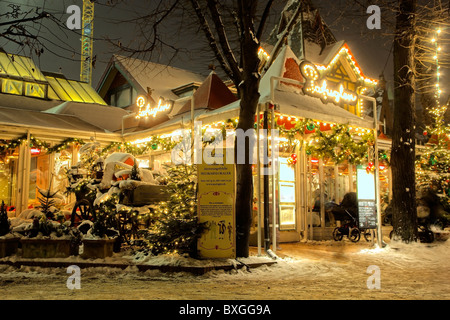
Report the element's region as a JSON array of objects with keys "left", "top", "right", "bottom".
[
  {"left": 390, "top": 0, "right": 418, "bottom": 242},
  {"left": 321, "top": 0, "right": 449, "bottom": 242}
]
